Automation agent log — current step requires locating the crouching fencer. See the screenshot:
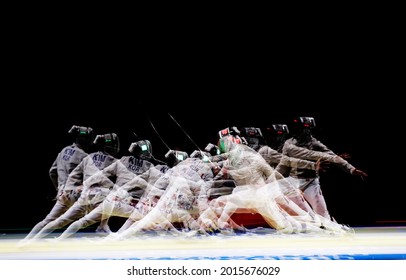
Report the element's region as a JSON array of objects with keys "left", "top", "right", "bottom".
[
  {"left": 27, "top": 133, "right": 120, "bottom": 241},
  {"left": 108, "top": 149, "right": 189, "bottom": 235},
  {"left": 105, "top": 155, "right": 221, "bottom": 240},
  {"left": 21, "top": 125, "right": 94, "bottom": 243},
  {"left": 54, "top": 140, "right": 162, "bottom": 240}
]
